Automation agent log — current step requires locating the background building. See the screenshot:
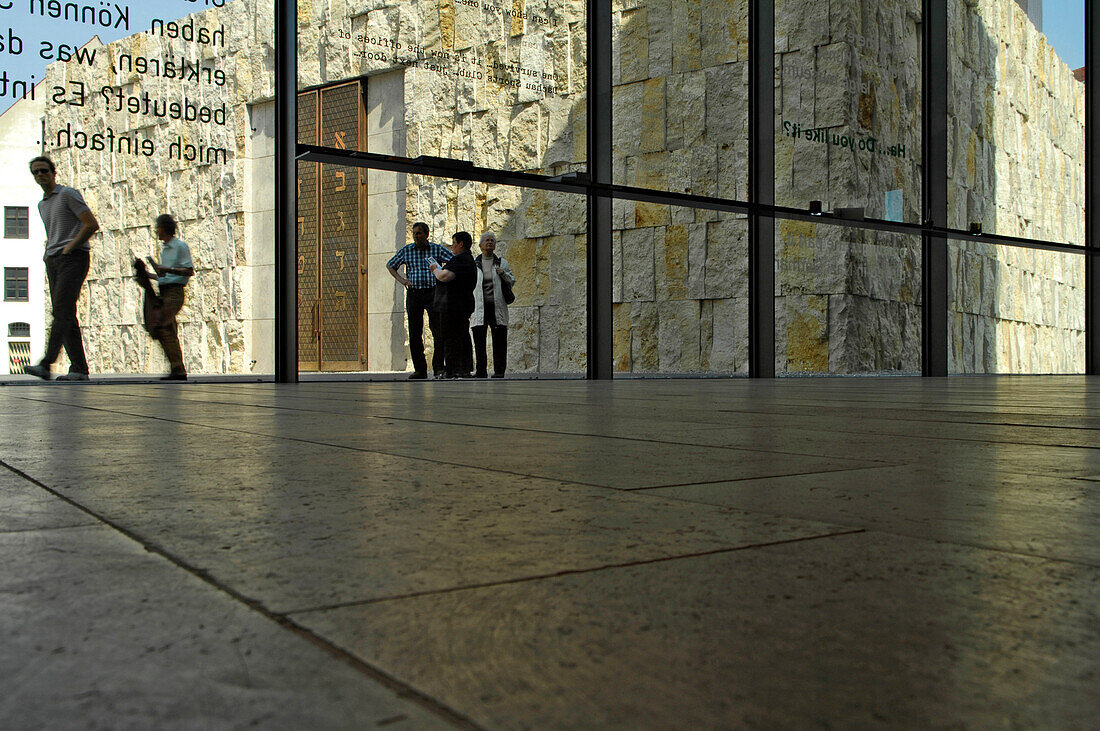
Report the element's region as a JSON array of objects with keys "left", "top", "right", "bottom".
[{"left": 0, "top": 85, "right": 47, "bottom": 375}]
